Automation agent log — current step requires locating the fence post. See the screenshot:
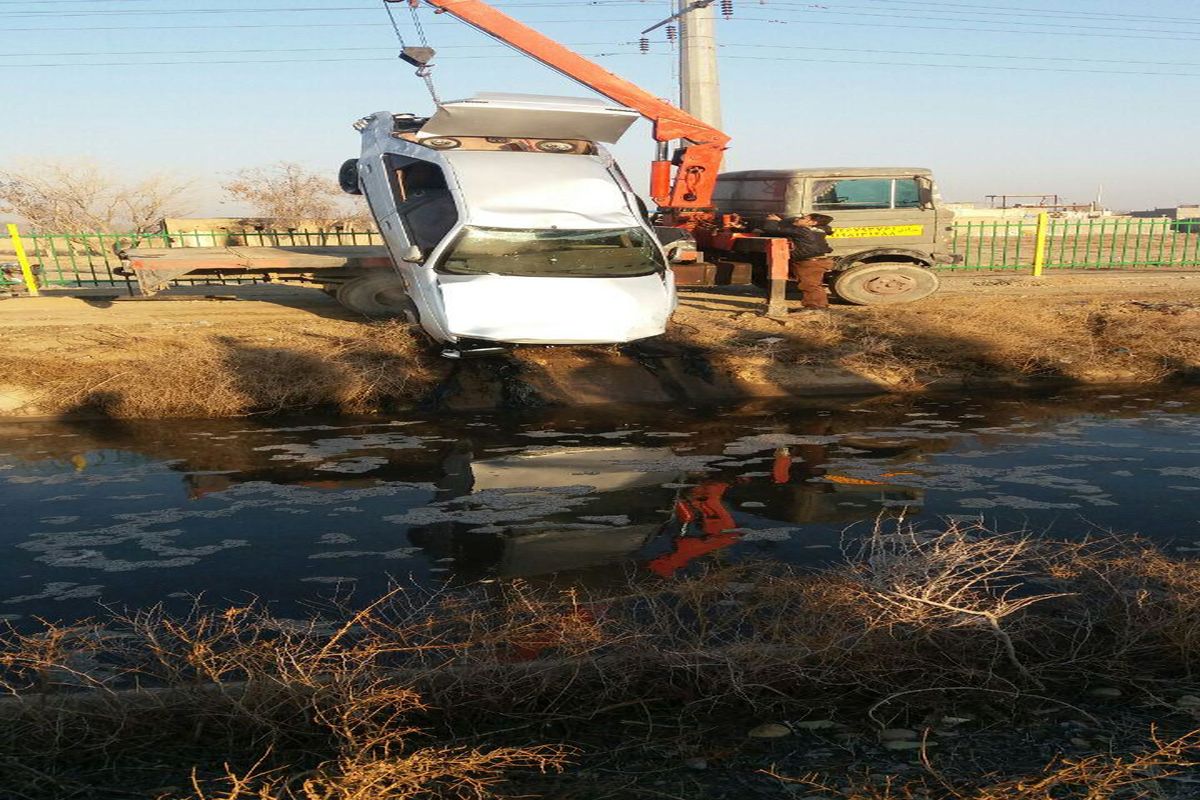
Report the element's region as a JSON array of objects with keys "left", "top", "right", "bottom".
[
  {"left": 1032, "top": 212, "right": 1050, "bottom": 277},
  {"left": 5, "top": 223, "right": 40, "bottom": 296}
]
